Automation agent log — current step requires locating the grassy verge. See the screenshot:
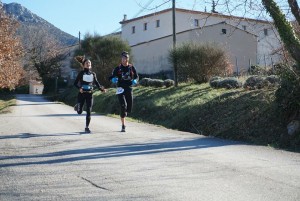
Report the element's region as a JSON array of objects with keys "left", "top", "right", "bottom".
[
  {"left": 0, "top": 93, "right": 16, "bottom": 114},
  {"left": 59, "top": 83, "right": 295, "bottom": 150}
]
